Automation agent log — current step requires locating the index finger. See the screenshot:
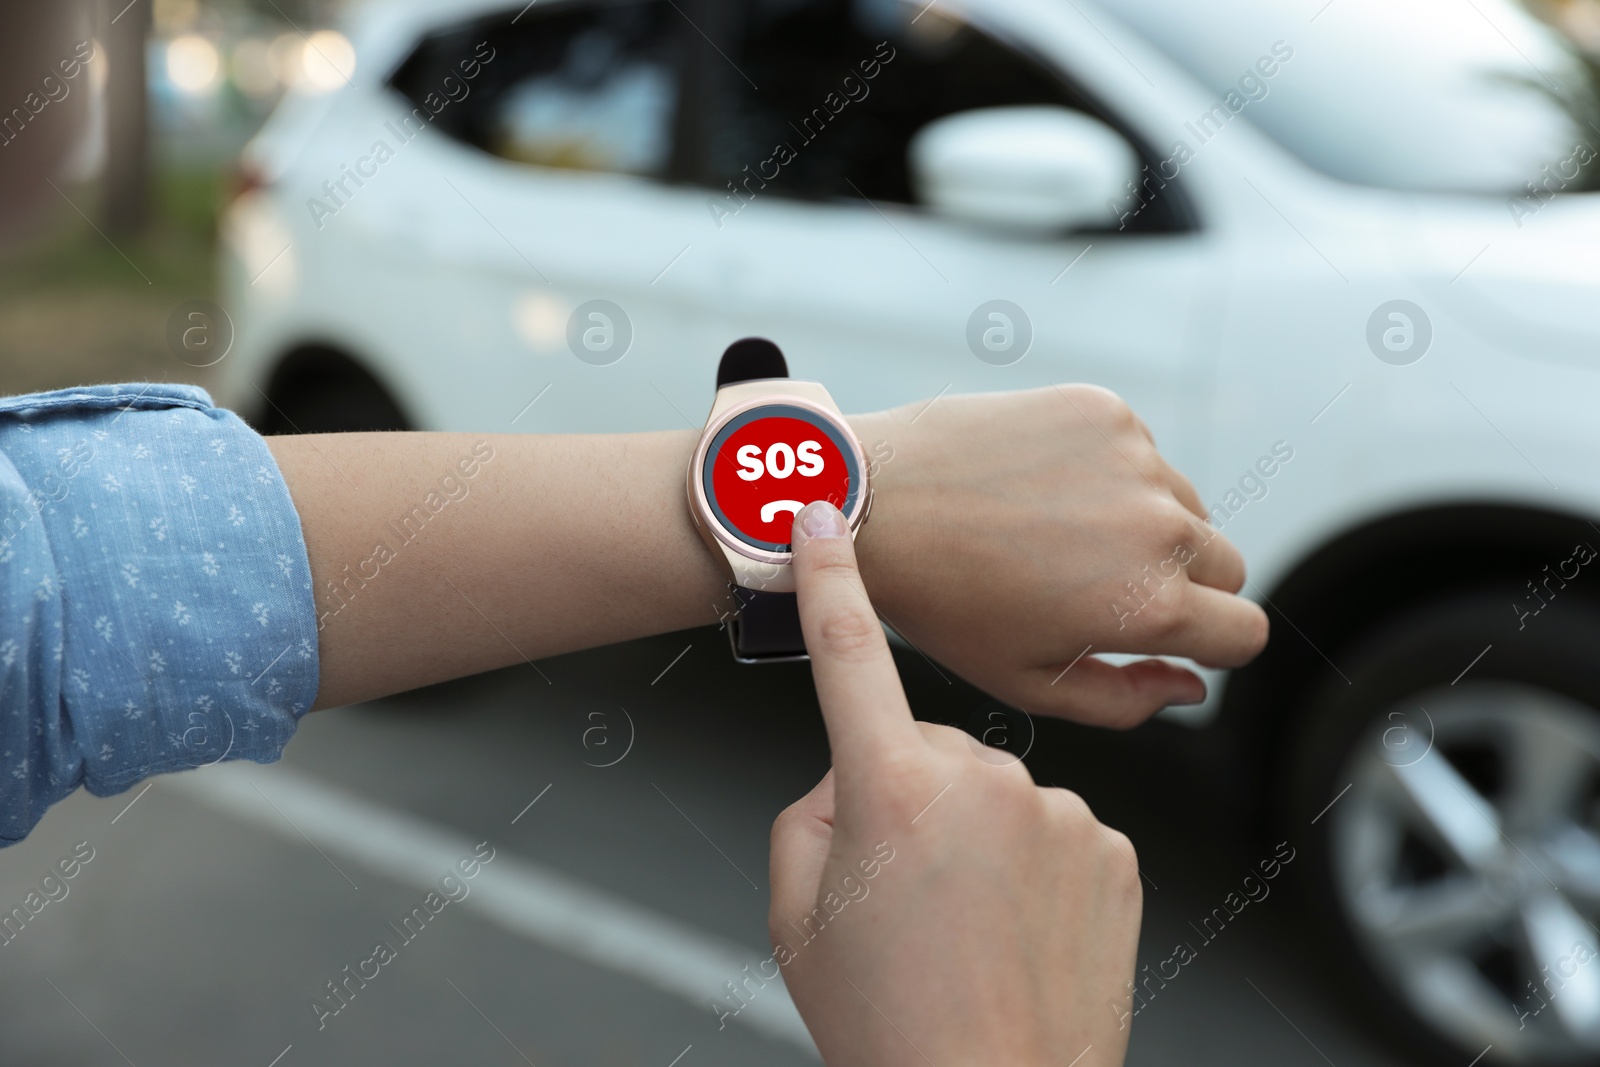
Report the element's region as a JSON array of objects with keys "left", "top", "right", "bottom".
[{"left": 791, "top": 501, "right": 921, "bottom": 768}]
